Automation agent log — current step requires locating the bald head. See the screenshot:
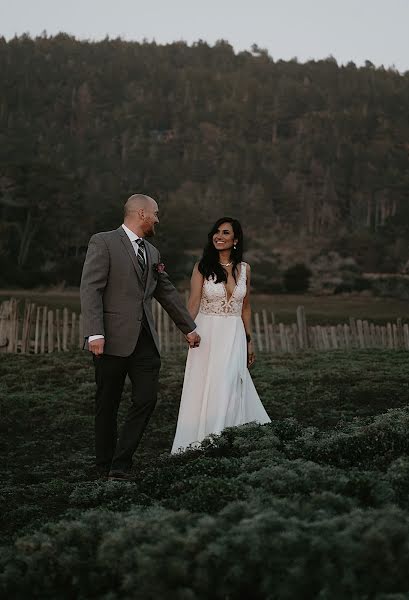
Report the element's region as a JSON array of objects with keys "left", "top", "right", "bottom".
[
  {"left": 123, "top": 193, "right": 159, "bottom": 238},
  {"left": 124, "top": 194, "right": 155, "bottom": 217}
]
